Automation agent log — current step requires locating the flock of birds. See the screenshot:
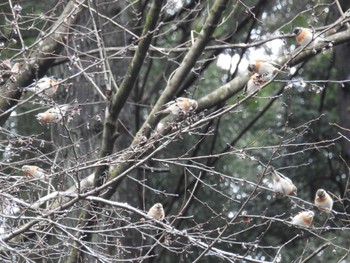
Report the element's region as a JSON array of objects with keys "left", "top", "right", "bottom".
[
  {"left": 19, "top": 27, "right": 334, "bottom": 228},
  {"left": 145, "top": 168, "right": 334, "bottom": 228},
  {"left": 245, "top": 27, "right": 331, "bottom": 94},
  {"left": 145, "top": 27, "right": 335, "bottom": 228},
  {"left": 24, "top": 77, "right": 80, "bottom": 125},
  {"left": 19, "top": 76, "right": 80, "bottom": 180},
  {"left": 270, "top": 167, "right": 333, "bottom": 227}
]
